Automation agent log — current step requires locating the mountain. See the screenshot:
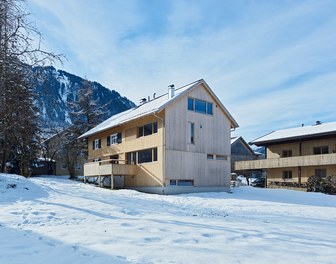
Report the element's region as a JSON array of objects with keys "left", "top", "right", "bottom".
[{"left": 31, "top": 66, "right": 135, "bottom": 130}]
